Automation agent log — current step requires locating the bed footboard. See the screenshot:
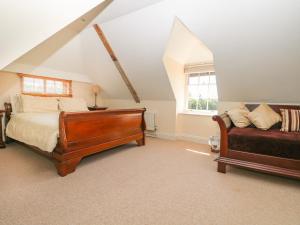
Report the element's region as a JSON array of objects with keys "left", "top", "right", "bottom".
[{"left": 53, "top": 109, "right": 146, "bottom": 176}]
